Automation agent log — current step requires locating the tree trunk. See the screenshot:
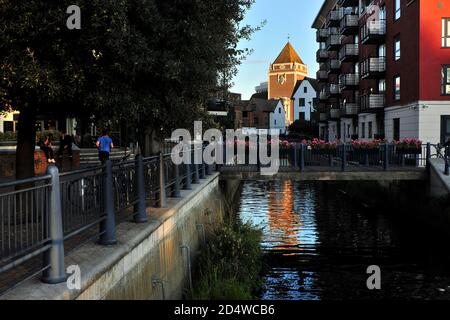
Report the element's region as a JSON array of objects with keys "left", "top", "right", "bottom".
[{"left": 16, "top": 107, "right": 37, "bottom": 180}]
